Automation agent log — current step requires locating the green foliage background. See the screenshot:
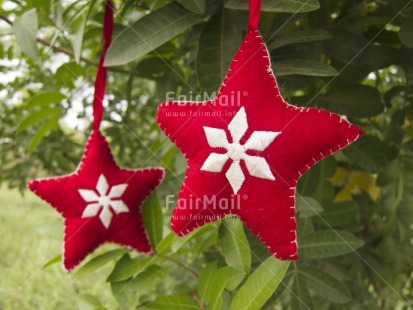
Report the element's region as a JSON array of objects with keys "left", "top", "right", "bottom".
[{"left": 1, "top": 0, "right": 413, "bottom": 309}]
